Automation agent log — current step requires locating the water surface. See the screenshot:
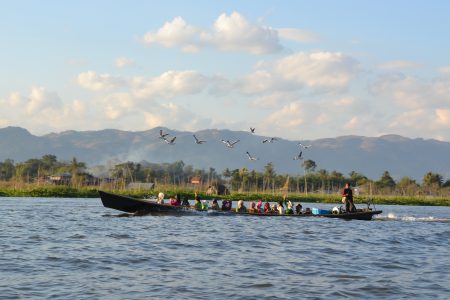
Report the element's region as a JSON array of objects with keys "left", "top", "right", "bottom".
[{"left": 1, "top": 198, "right": 449, "bottom": 299}]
